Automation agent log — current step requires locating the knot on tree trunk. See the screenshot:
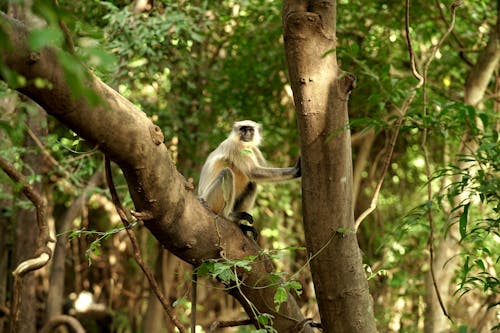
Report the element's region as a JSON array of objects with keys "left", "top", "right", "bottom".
[
  {"left": 149, "top": 125, "right": 164, "bottom": 145},
  {"left": 284, "top": 12, "right": 333, "bottom": 41},
  {"left": 339, "top": 73, "right": 356, "bottom": 96}
]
